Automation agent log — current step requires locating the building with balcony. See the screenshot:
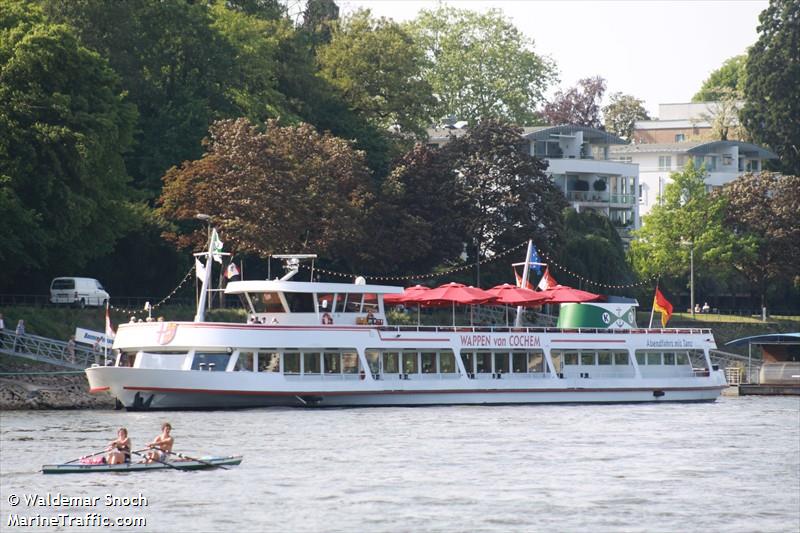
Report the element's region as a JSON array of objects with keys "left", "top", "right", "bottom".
[
  {"left": 632, "top": 101, "right": 744, "bottom": 144},
  {"left": 609, "top": 140, "right": 778, "bottom": 217},
  {"left": 426, "top": 125, "right": 640, "bottom": 239}
]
